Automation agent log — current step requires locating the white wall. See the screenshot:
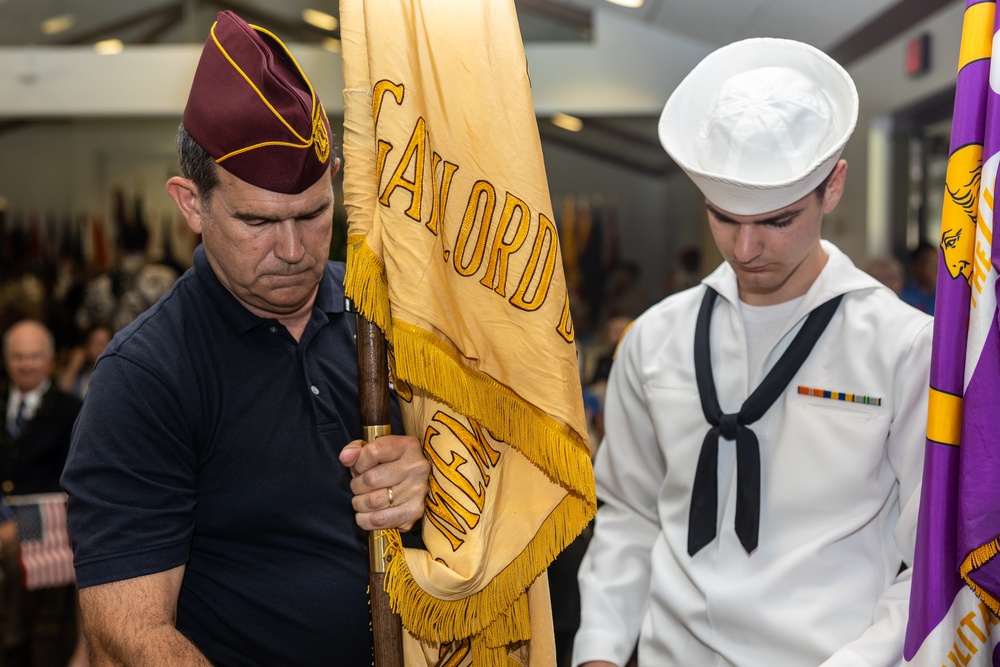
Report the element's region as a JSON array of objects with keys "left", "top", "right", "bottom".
[{"left": 0, "top": 119, "right": 178, "bottom": 216}]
